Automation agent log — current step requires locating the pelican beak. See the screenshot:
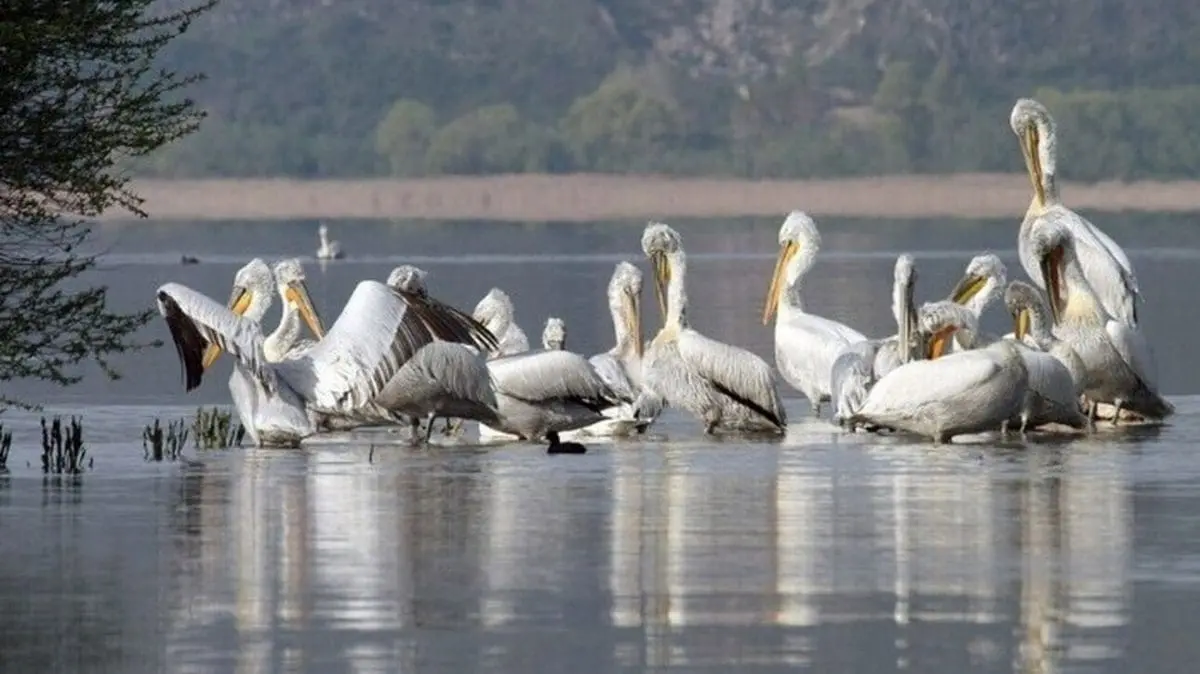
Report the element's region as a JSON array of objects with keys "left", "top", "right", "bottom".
[
  {"left": 286, "top": 280, "right": 326, "bottom": 339},
  {"left": 1014, "top": 307, "right": 1031, "bottom": 342},
  {"left": 949, "top": 274, "right": 986, "bottom": 306},
  {"left": 1038, "top": 245, "right": 1065, "bottom": 324},
  {"left": 202, "top": 285, "right": 254, "bottom": 369},
  {"left": 1019, "top": 124, "right": 1046, "bottom": 208},
  {"left": 625, "top": 289, "right": 643, "bottom": 358},
  {"left": 899, "top": 283, "right": 918, "bottom": 364},
  {"left": 650, "top": 251, "right": 670, "bottom": 318},
  {"left": 762, "top": 241, "right": 799, "bottom": 325},
  {"left": 926, "top": 326, "right": 957, "bottom": 360}
]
